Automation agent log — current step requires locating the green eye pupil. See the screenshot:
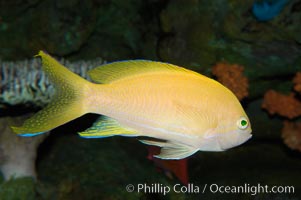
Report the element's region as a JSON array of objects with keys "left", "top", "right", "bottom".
[{"left": 241, "top": 120, "right": 247, "bottom": 127}]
